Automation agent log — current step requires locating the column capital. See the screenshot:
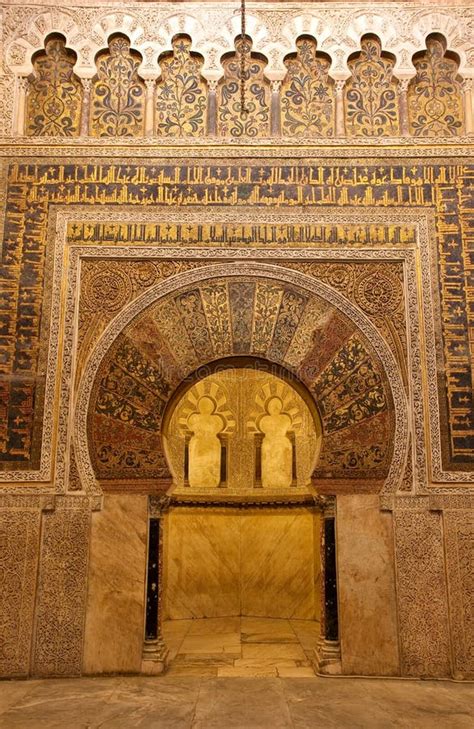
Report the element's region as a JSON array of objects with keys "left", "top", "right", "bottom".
[
  {"left": 17, "top": 75, "right": 30, "bottom": 92},
  {"left": 334, "top": 79, "right": 345, "bottom": 94},
  {"left": 397, "top": 78, "right": 410, "bottom": 94},
  {"left": 80, "top": 78, "right": 92, "bottom": 93},
  {"left": 149, "top": 494, "right": 171, "bottom": 517}
]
